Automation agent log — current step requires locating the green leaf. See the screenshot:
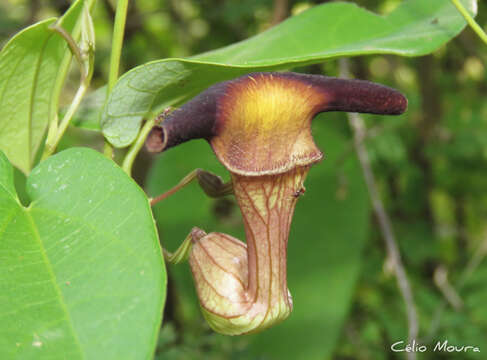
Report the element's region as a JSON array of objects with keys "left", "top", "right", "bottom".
[
  {"left": 148, "top": 117, "right": 370, "bottom": 359},
  {"left": 101, "top": 0, "right": 476, "bottom": 147},
  {"left": 0, "top": 0, "right": 84, "bottom": 174},
  {"left": 0, "top": 148, "right": 165, "bottom": 359}
]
